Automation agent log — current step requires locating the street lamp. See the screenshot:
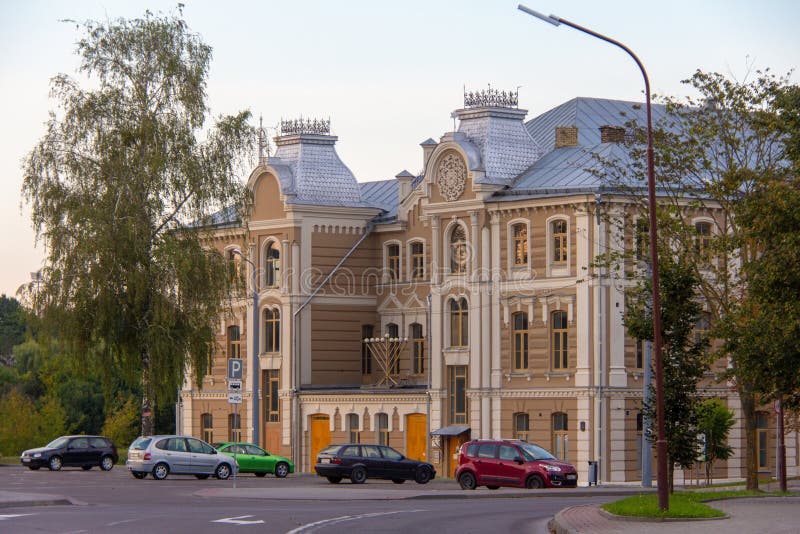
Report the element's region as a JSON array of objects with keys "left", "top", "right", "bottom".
[
  {"left": 231, "top": 247, "right": 260, "bottom": 447},
  {"left": 518, "top": 5, "right": 668, "bottom": 510}
]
